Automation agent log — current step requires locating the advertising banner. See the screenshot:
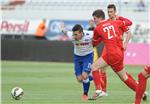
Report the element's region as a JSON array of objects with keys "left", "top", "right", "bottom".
[
  {"left": 124, "top": 43, "right": 150, "bottom": 65},
  {"left": 45, "top": 20, "right": 90, "bottom": 41},
  {"left": 1, "top": 19, "right": 149, "bottom": 43},
  {"left": 0, "top": 19, "right": 45, "bottom": 35}
]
